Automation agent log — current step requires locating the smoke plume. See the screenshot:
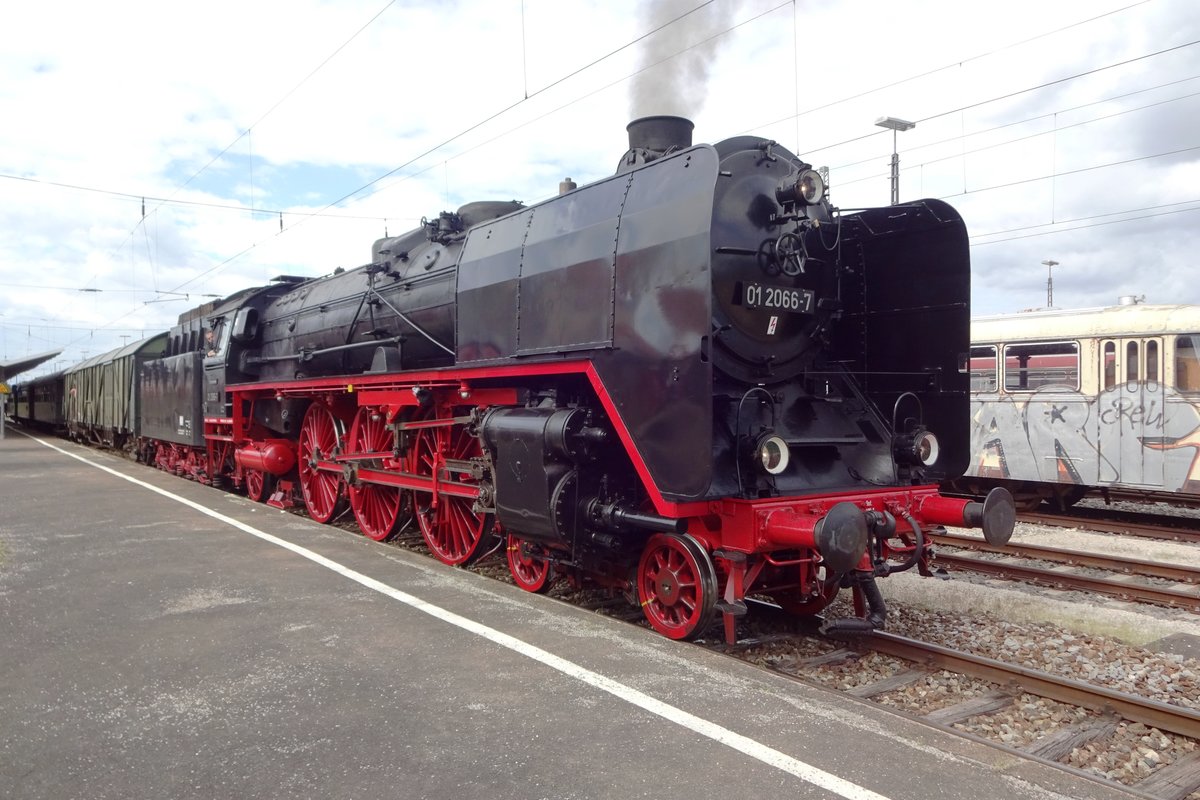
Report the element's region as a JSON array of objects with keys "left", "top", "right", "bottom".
[{"left": 630, "top": 0, "right": 739, "bottom": 120}]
